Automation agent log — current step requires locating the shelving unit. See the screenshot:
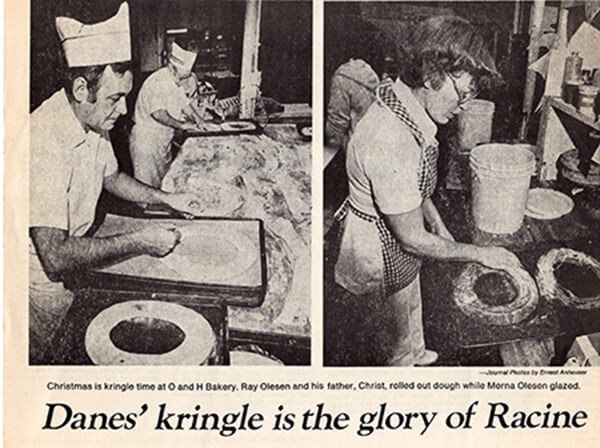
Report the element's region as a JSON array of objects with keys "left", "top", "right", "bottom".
[
  {"left": 537, "top": 96, "right": 600, "bottom": 180},
  {"left": 547, "top": 97, "right": 600, "bottom": 130}
]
